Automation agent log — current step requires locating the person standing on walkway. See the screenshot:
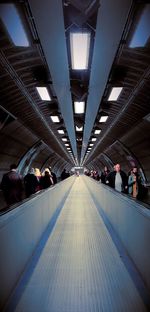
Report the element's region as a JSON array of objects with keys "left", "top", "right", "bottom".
[
  {"left": 1, "top": 164, "right": 23, "bottom": 206},
  {"left": 107, "top": 164, "right": 128, "bottom": 193},
  {"left": 100, "top": 166, "right": 110, "bottom": 184},
  {"left": 24, "top": 168, "right": 38, "bottom": 197}
]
